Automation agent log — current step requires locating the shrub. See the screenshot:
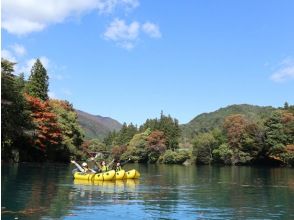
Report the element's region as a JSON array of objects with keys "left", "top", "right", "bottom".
[
  {"left": 212, "top": 144, "right": 233, "bottom": 165},
  {"left": 160, "top": 150, "right": 190, "bottom": 164}
]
